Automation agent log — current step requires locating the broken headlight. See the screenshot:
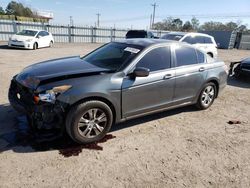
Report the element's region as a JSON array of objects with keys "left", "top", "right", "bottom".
[{"left": 35, "top": 85, "right": 72, "bottom": 104}]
